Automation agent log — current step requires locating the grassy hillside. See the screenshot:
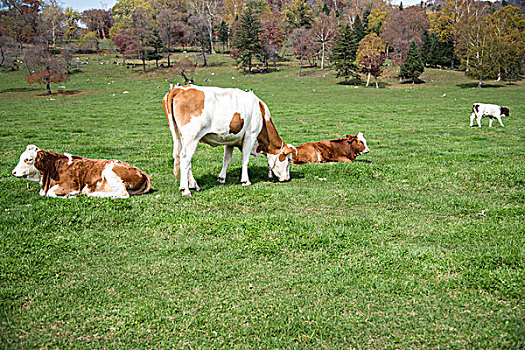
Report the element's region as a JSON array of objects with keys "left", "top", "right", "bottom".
[{"left": 1, "top": 54, "right": 523, "bottom": 348}]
